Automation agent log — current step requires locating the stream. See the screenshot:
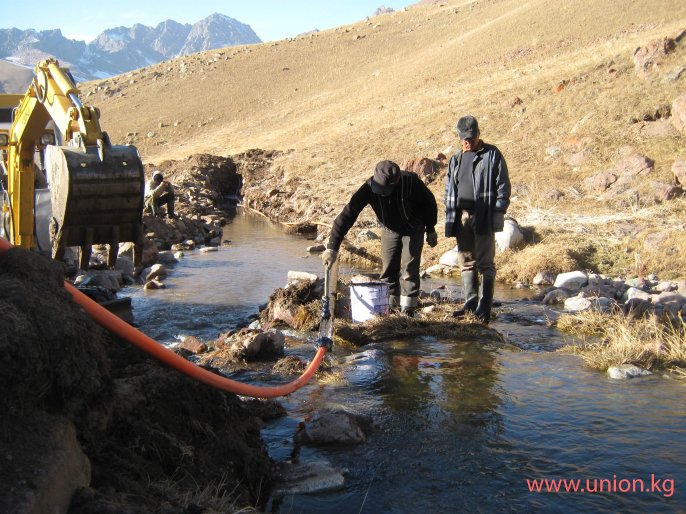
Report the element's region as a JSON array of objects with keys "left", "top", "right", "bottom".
[{"left": 122, "top": 209, "right": 686, "bottom": 513}]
